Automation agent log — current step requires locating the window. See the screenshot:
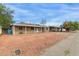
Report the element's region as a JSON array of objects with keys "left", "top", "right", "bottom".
[{"left": 19, "top": 27, "right": 23, "bottom": 30}]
